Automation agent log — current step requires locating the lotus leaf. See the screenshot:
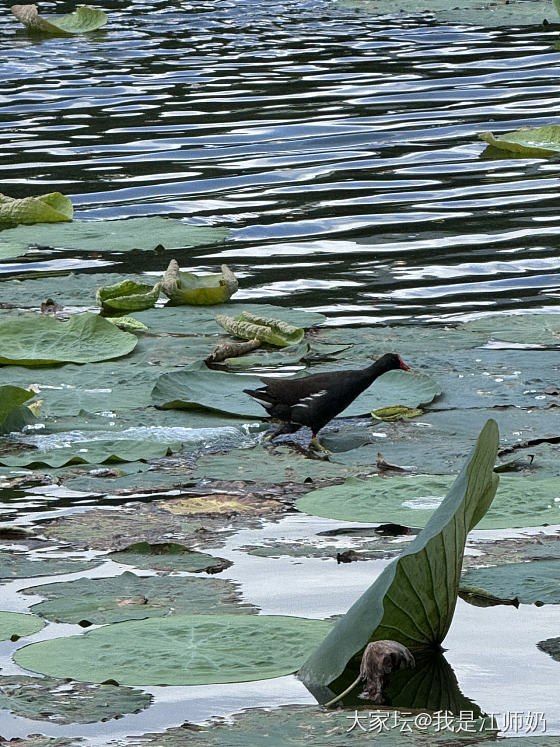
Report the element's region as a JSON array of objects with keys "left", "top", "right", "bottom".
[
  {"left": 96, "top": 280, "right": 161, "bottom": 313},
  {"left": 0, "top": 385, "right": 35, "bottom": 434},
  {"left": 462, "top": 313, "right": 560, "bottom": 346},
  {"left": 0, "top": 611, "right": 44, "bottom": 641},
  {"left": 0, "top": 551, "right": 99, "bottom": 579},
  {"left": 297, "top": 474, "right": 560, "bottom": 530},
  {"left": 480, "top": 126, "right": 560, "bottom": 157},
  {"left": 24, "top": 571, "right": 257, "bottom": 625},
  {"left": 0, "top": 675, "right": 151, "bottom": 724},
  {"left": 0, "top": 217, "right": 228, "bottom": 256},
  {"left": 537, "top": 637, "right": 560, "bottom": 663},
  {"left": 371, "top": 405, "right": 424, "bottom": 420},
  {"left": 0, "top": 439, "right": 183, "bottom": 468},
  {"left": 0, "top": 191, "right": 72, "bottom": 229},
  {"left": 461, "top": 560, "right": 560, "bottom": 605},
  {"left": 0, "top": 313, "right": 137, "bottom": 366},
  {"left": 11, "top": 5, "right": 108, "bottom": 35},
  {"left": 216, "top": 342, "right": 310, "bottom": 369},
  {"left": 105, "top": 315, "right": 149, "bottom": 333},
  {"left": 161, "top": 259, "right": 238, "bottom": 305},
  {"left": 108, "top": 542, "right": 231, "bottom": 574},
  {"left": 14, "top": 614, "right": 333, "bottom": 685},
  {"left": 298, "top": 420, "right": 499, "bottom": 696},
  {"left": 216, "top": 311, "right": 305, "bottom": 347}
]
